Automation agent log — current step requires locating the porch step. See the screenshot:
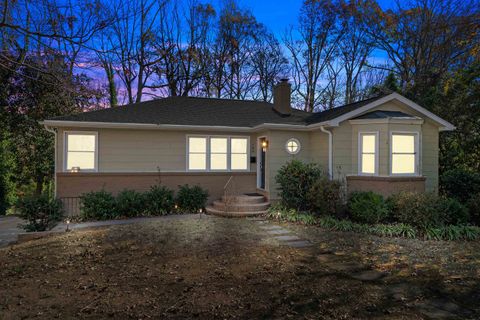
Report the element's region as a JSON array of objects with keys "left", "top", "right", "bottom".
[
  {"left": 206, "top": 194, "right": 270, "bottom": 218},
  {"left": 205, "top": 206, "right": 268, "bottom": 218},
  {"left": 221, "top": 195, "right": 265, "bottom": 204},
  {"left": 212, "top": 200, "right": 270, "bottom": 212}
]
